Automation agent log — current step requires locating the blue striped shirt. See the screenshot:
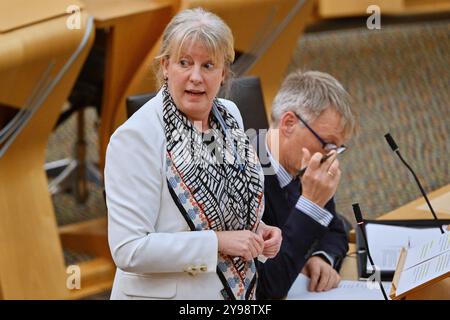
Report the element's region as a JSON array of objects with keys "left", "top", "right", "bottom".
[
  {"left": 265, "top": 141, "right": 333, "bottom": 228},
  {"left": 265, "top": 141, "right": 335, "bottom": 265}
]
